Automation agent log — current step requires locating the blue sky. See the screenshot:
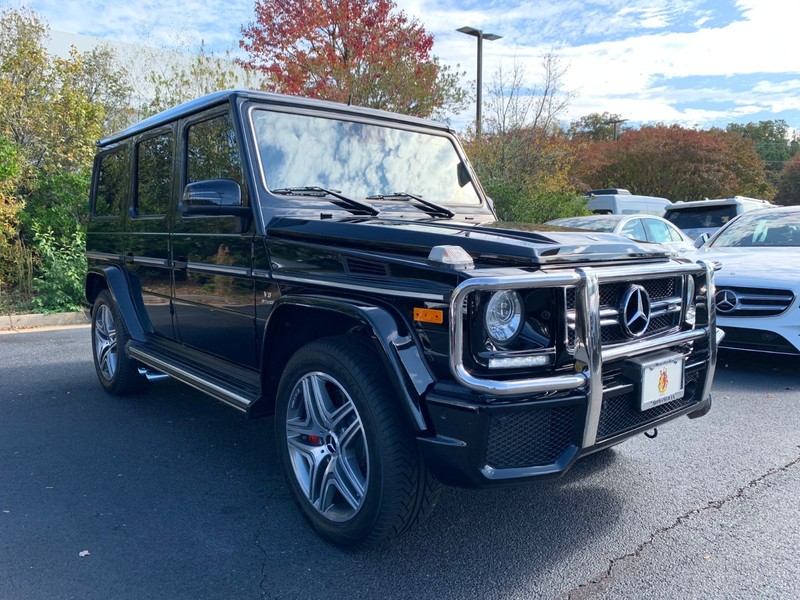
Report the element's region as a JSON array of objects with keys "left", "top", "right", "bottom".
[{"left": 8, "top": 0, "right": 800, "bottom": 132}]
